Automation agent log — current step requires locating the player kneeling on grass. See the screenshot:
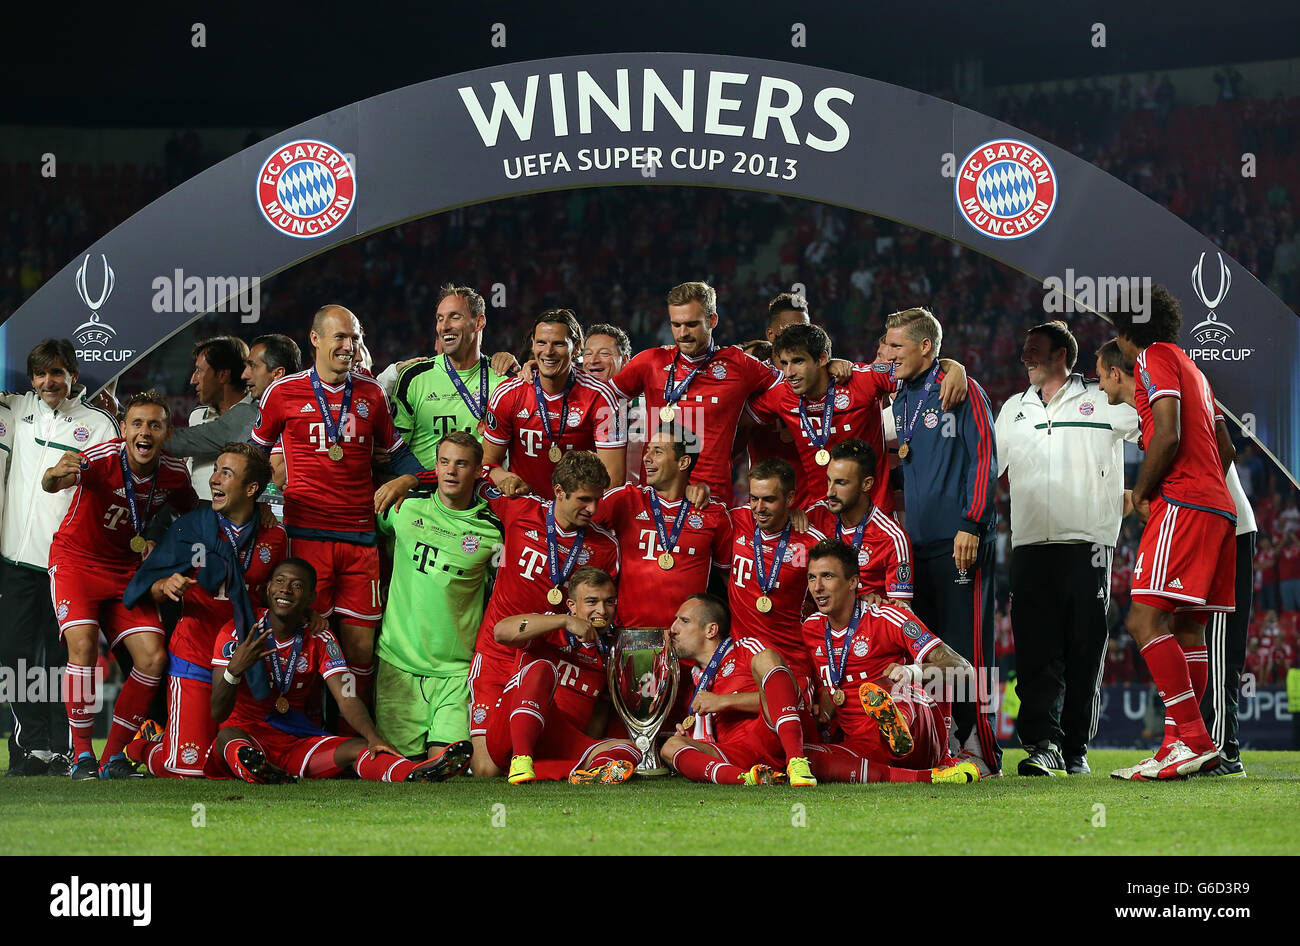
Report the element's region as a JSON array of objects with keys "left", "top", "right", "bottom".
[
  {"left": 210, "top": 558, "right": 470, "bottom": 784},
  {"left": 803, "top": 540, "right": 980, "bottom": 785},
  {"left": 490, "top": 566, "right": 641, "bottom": 785},
  {"left": 661, "top": 593, "right": 818, "bottom": 787}
]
